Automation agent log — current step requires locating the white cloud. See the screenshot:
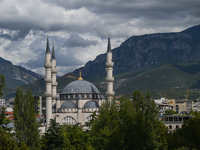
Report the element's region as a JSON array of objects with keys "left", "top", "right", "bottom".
[{"left": 0, "top": 0, "right": 199, "bottom": 76}]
